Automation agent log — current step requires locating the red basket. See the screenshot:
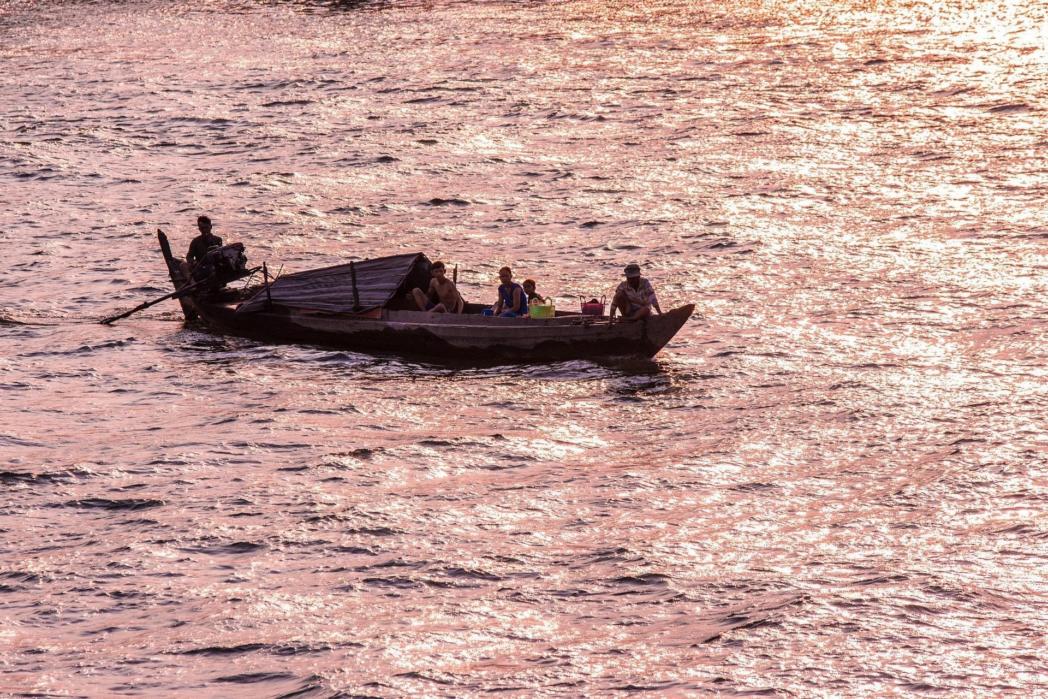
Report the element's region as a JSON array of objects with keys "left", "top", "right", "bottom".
[{"left": 580, "top": 296, "right": 606, "bottom": 316}]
